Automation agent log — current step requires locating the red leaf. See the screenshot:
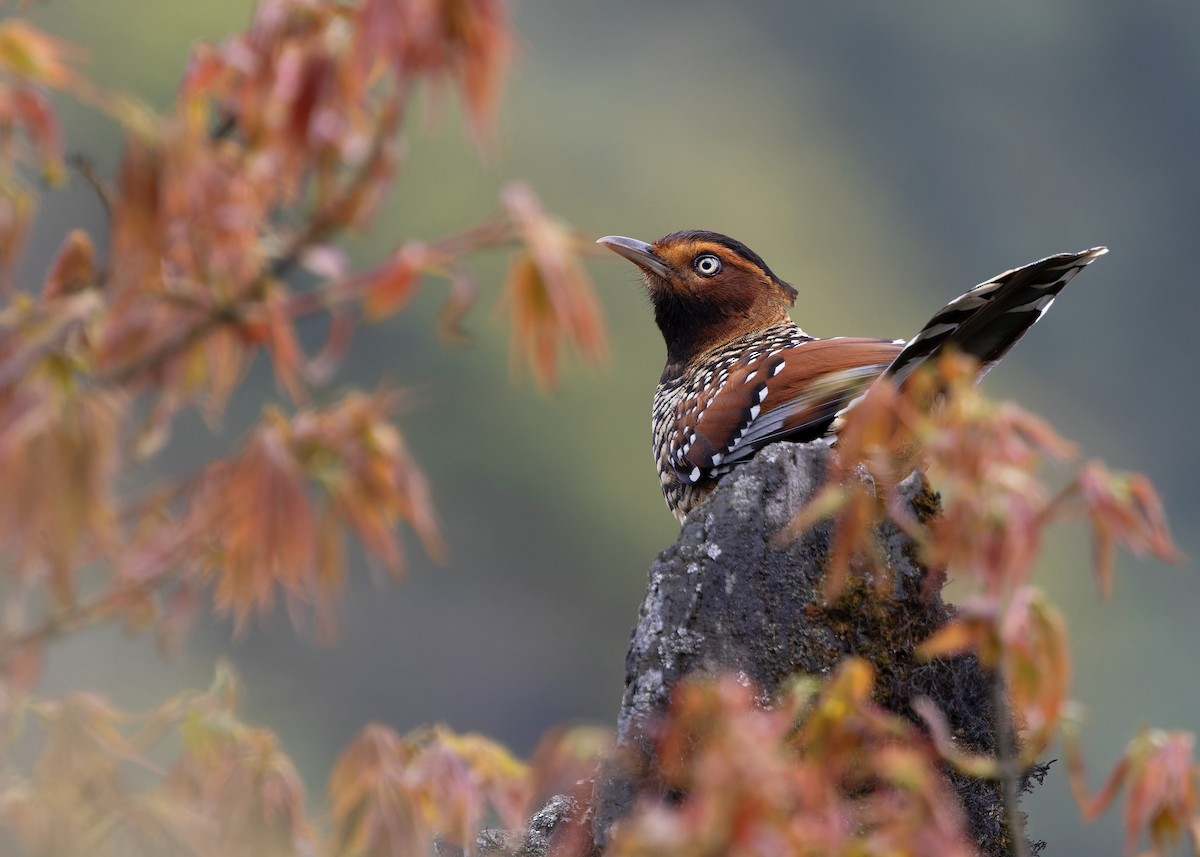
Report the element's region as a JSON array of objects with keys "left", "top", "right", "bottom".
[
  {"left": 0, "top": 185, "right": 34, "bottom": 286},
  {"left": 4, "top": 639, "right": 44, "bottom": 692},
  {"left": 42, "top": 228, "right": 95, "bottom": 298},
  {"left": 0, "top": 20, "right": 77, "bottom": 88},
  {"left": 1077, "top": 460, "right": 1183, "bottom": 599},
  {"left": 328, "top": 724, "right": 424, "bottom": 857},
  {"left": 500, "top": 183, "right": 608, "bottom": 390},
  {"left": 264, "top": 282, "right": 305, "bottom": 402},
  {"left": 355, "top": 0, "right": 514, "bottom": 140},
  {"left": 189, "top": 415, "right": 317, "bottom": 634},
  {"left": 11, "top": 86, "right": 64, "bottom": 181},
  {"left": 362, "top": 244, "right": 424, "bottom": 321},
  {"left": 1123, "top": 731, "right": 1196, "bottom": 856}
]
